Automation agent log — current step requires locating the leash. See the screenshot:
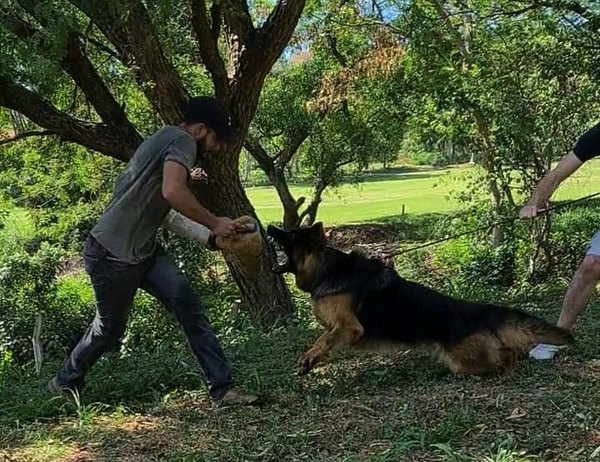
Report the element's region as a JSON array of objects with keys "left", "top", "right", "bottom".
[{"left": 388, "top": 191, "right": 600, "bottom": 257}]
